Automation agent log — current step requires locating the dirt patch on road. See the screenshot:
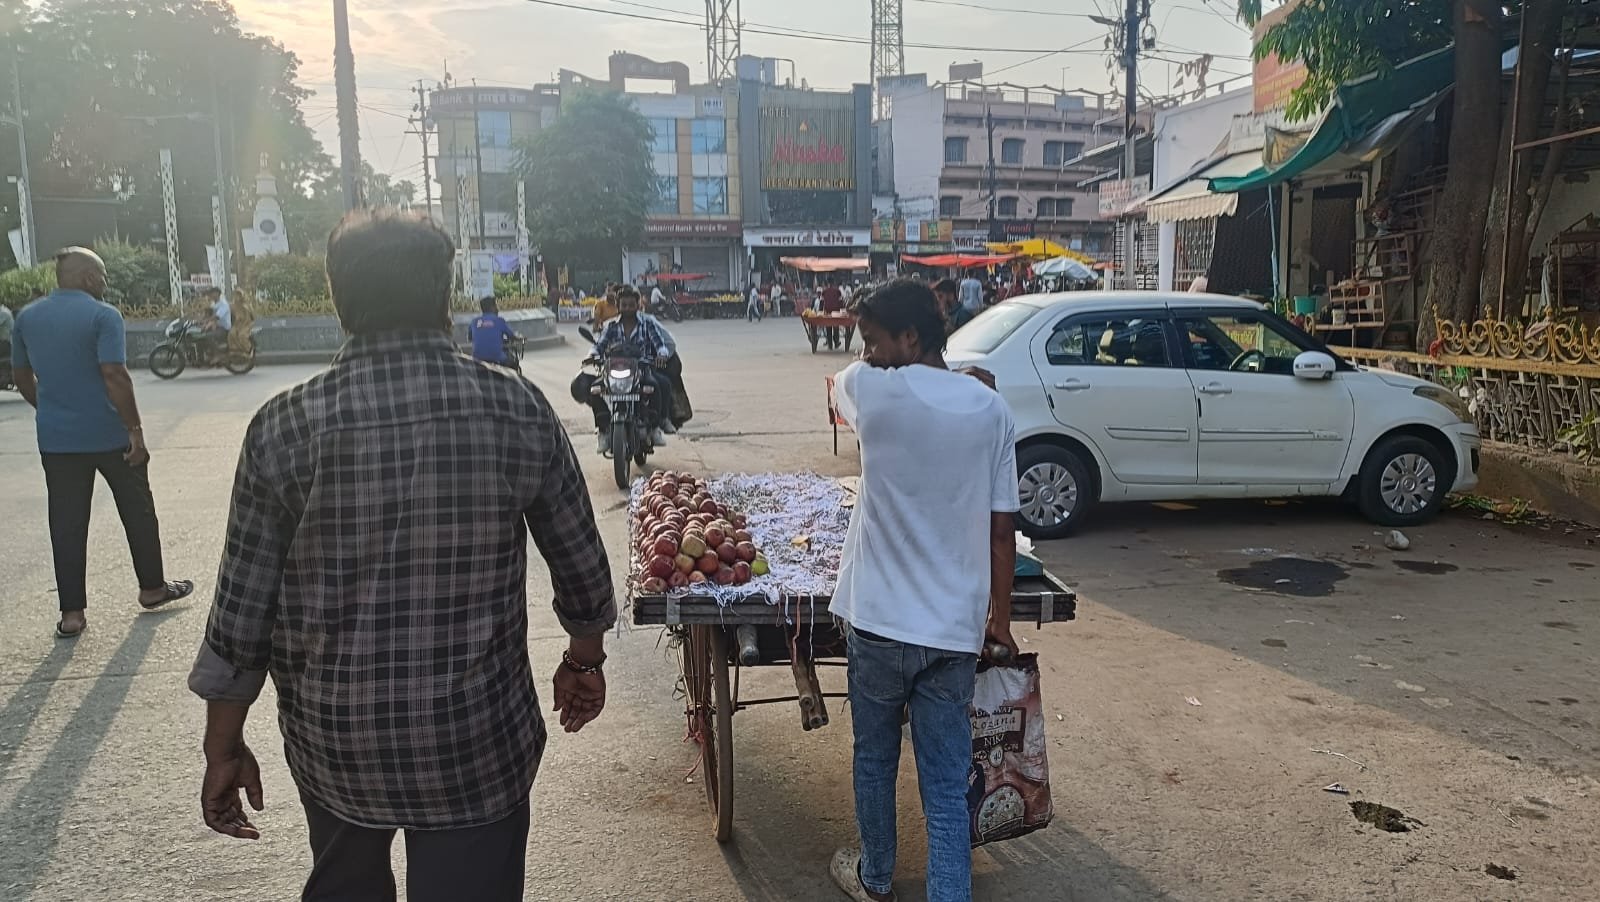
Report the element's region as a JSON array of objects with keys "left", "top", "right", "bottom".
[{"left": 1217, "top": 557, "right": 1348, "bottom": 597}]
